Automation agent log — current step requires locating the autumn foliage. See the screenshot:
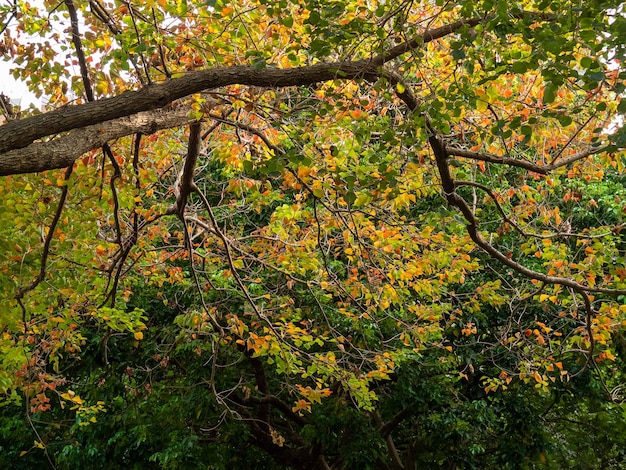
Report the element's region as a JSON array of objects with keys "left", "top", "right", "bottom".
[{"left": 2, "top": 0, "right": 626, "bottom": 468}]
